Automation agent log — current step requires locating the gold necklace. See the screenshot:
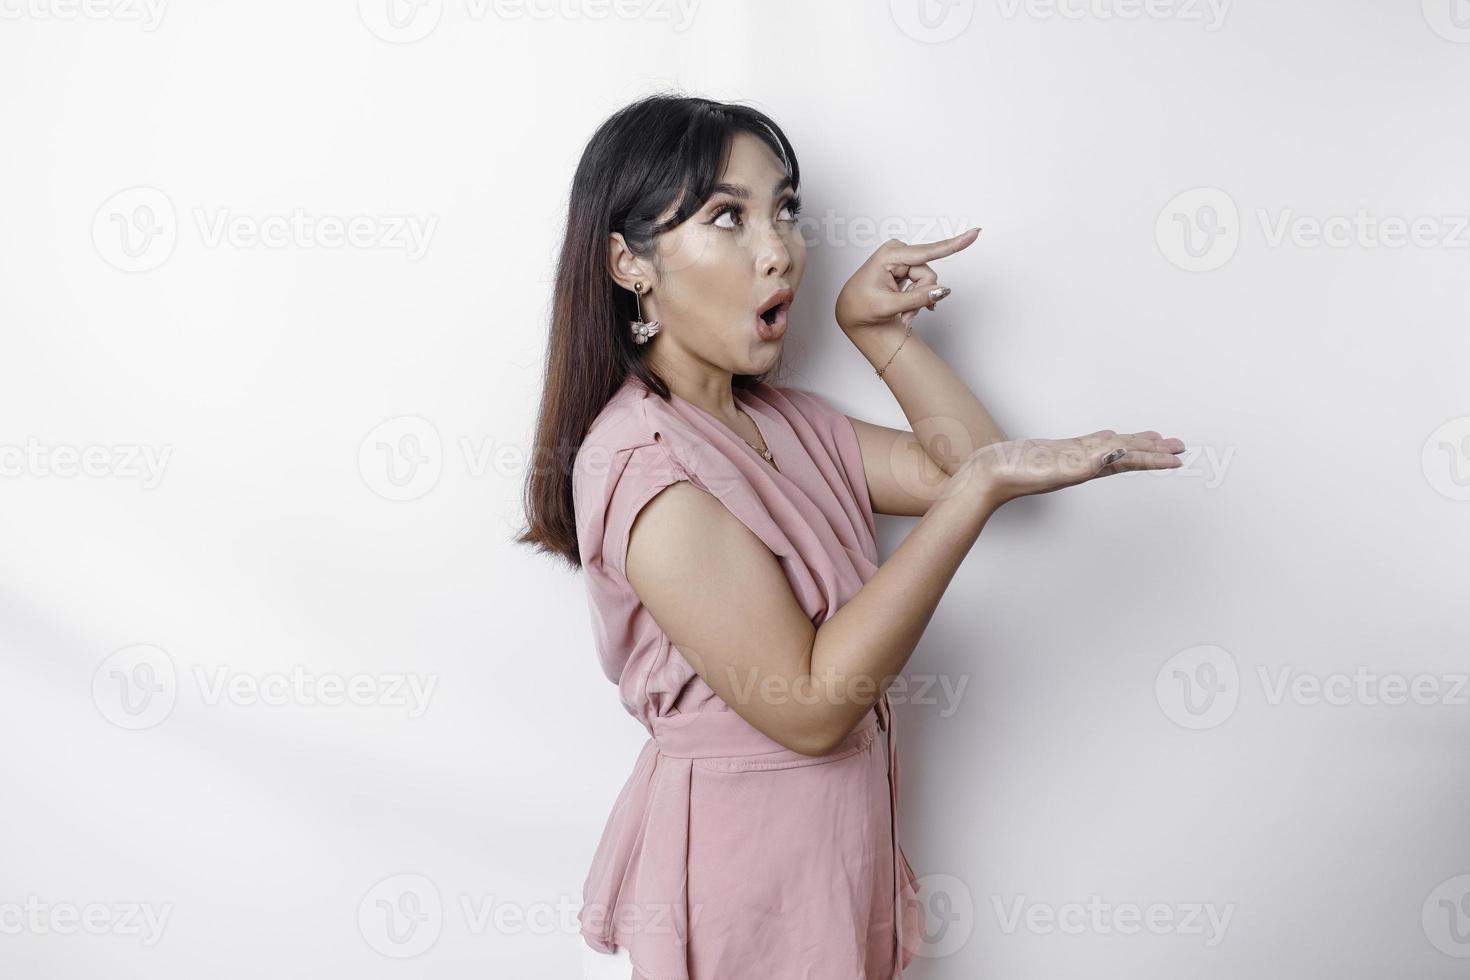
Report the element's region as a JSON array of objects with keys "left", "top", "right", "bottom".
[{"left": 737, "top": 413, "right": 776, "bottom": 468}]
